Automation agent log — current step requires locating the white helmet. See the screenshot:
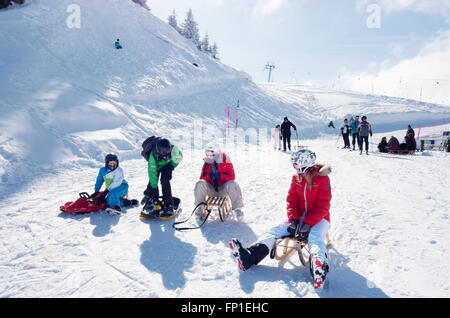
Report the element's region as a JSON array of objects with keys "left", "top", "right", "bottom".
[
  {"left": 290, "top": 149, "right": 316, "bottom": 174},
  {"left": 205, "top": 143, "right": 222, "bottom": 162}
]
